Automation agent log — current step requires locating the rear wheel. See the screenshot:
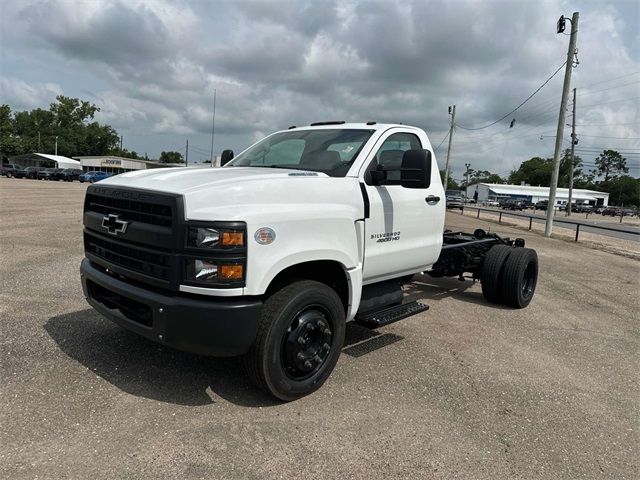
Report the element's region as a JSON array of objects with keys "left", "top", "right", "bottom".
[
  {"left": 501, "top": 248, "right": 538, "bottom": 308},
  {"left": 481, "top": 245, "right": 512, "bottom": 304},
  {"left": 244, "top": 280, "right": 345, "bottom": 401}
]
